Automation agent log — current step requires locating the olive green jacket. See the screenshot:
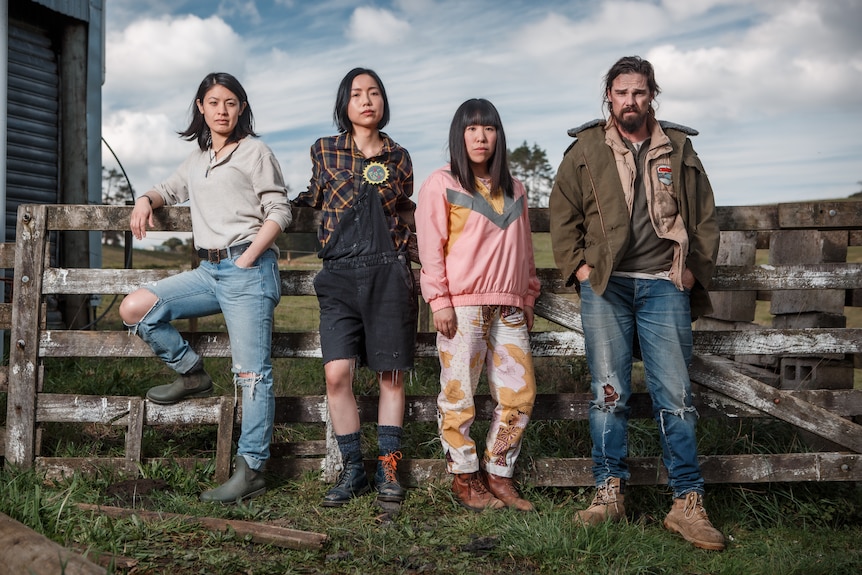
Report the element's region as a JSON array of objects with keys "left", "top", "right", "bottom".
[{"left": 549, "top": 117, "right": 719, "bottom": 319}]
